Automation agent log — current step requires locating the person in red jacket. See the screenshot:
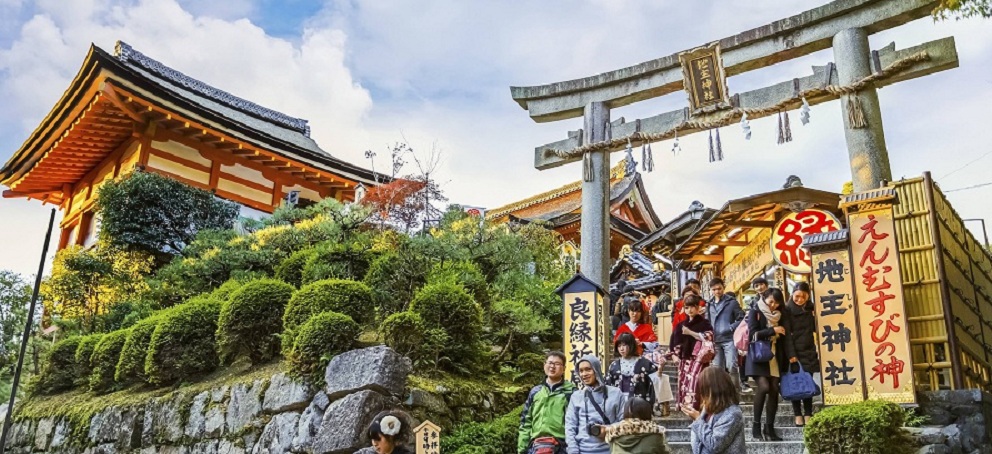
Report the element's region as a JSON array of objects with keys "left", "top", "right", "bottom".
[
  {"left": 671, "top": 287, "right": 705, "bottom": 333},
  {"left": 614, "top": 299, "right": 658, "bottom": 353}
]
